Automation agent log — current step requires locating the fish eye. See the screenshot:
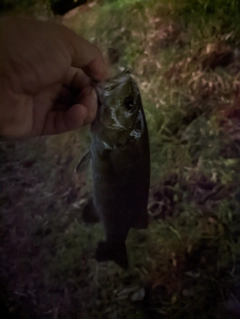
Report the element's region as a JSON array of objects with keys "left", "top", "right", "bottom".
[{"left": 124, "top": 96, "right": 135, "bottom": 111}]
